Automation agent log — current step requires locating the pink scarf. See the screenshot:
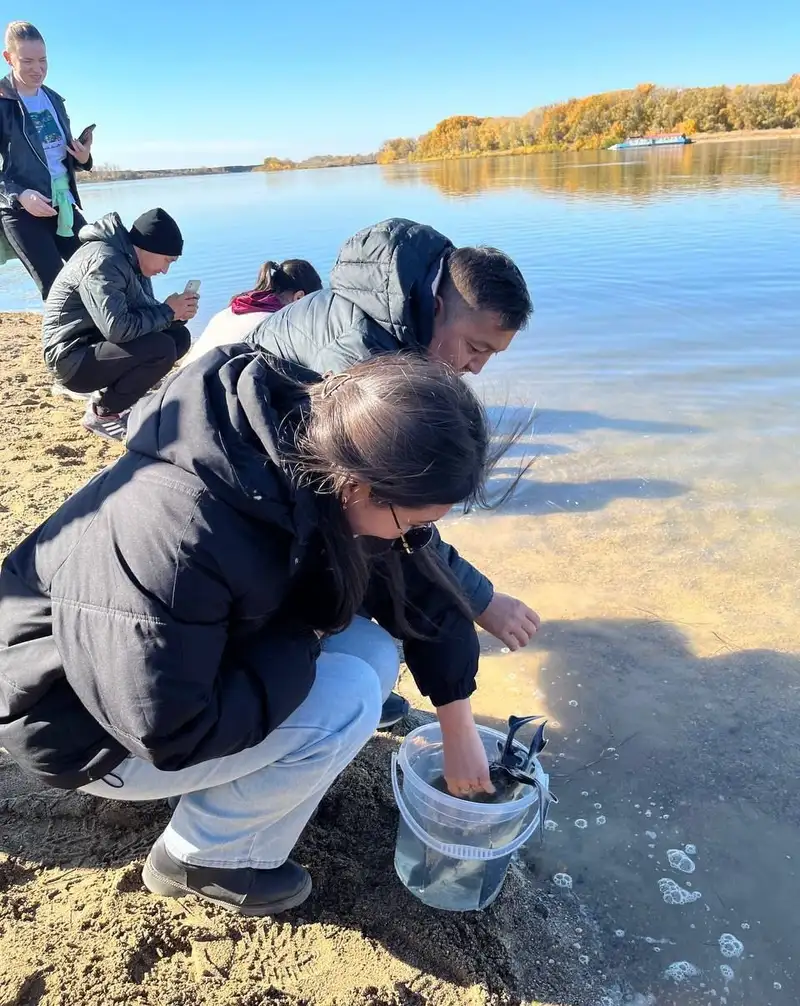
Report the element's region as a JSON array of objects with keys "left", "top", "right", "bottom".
[{"left": 230, "top": 291, "right": 285, "bottom": 316}]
